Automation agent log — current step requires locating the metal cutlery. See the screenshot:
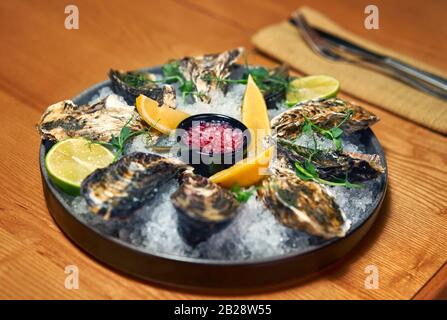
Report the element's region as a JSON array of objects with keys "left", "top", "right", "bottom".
[{"left": 290, "top": 13, "right": 447, "bottom": 100}]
